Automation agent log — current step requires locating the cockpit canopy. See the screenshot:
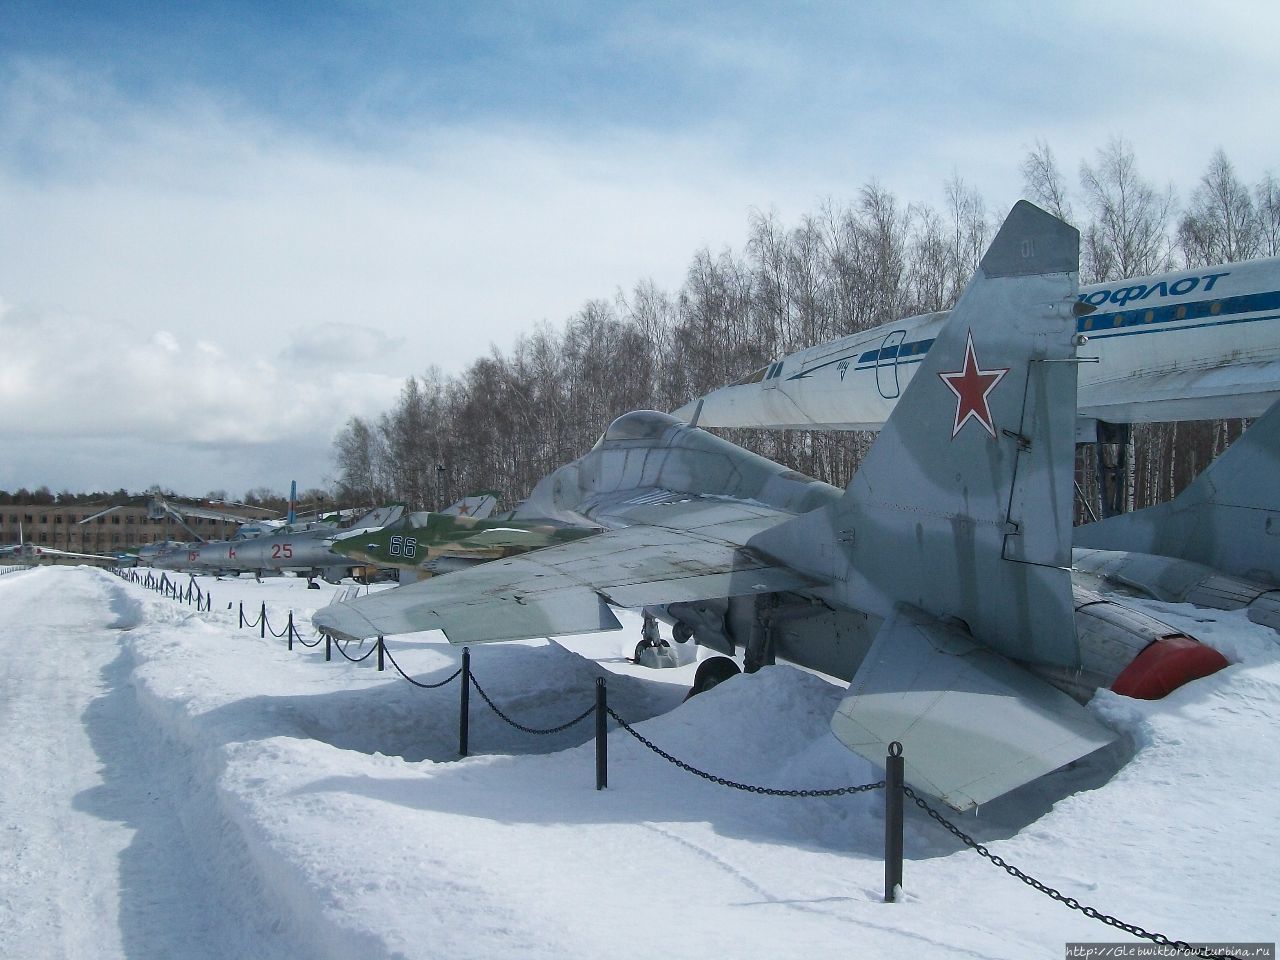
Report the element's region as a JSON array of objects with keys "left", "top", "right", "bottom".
[{"left": 598, "top": 410, "right": 684, "bottom": 445}]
